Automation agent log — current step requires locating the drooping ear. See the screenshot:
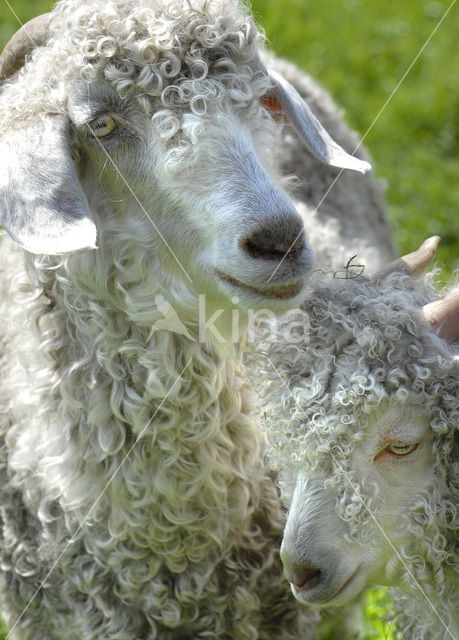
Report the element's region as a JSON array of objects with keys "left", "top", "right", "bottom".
[
  {"left": 265, "top": 69, "right": 371, "bottom": 174},
  {"left": 0, "top": 113, "right": 97, "bottom": 254}
]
